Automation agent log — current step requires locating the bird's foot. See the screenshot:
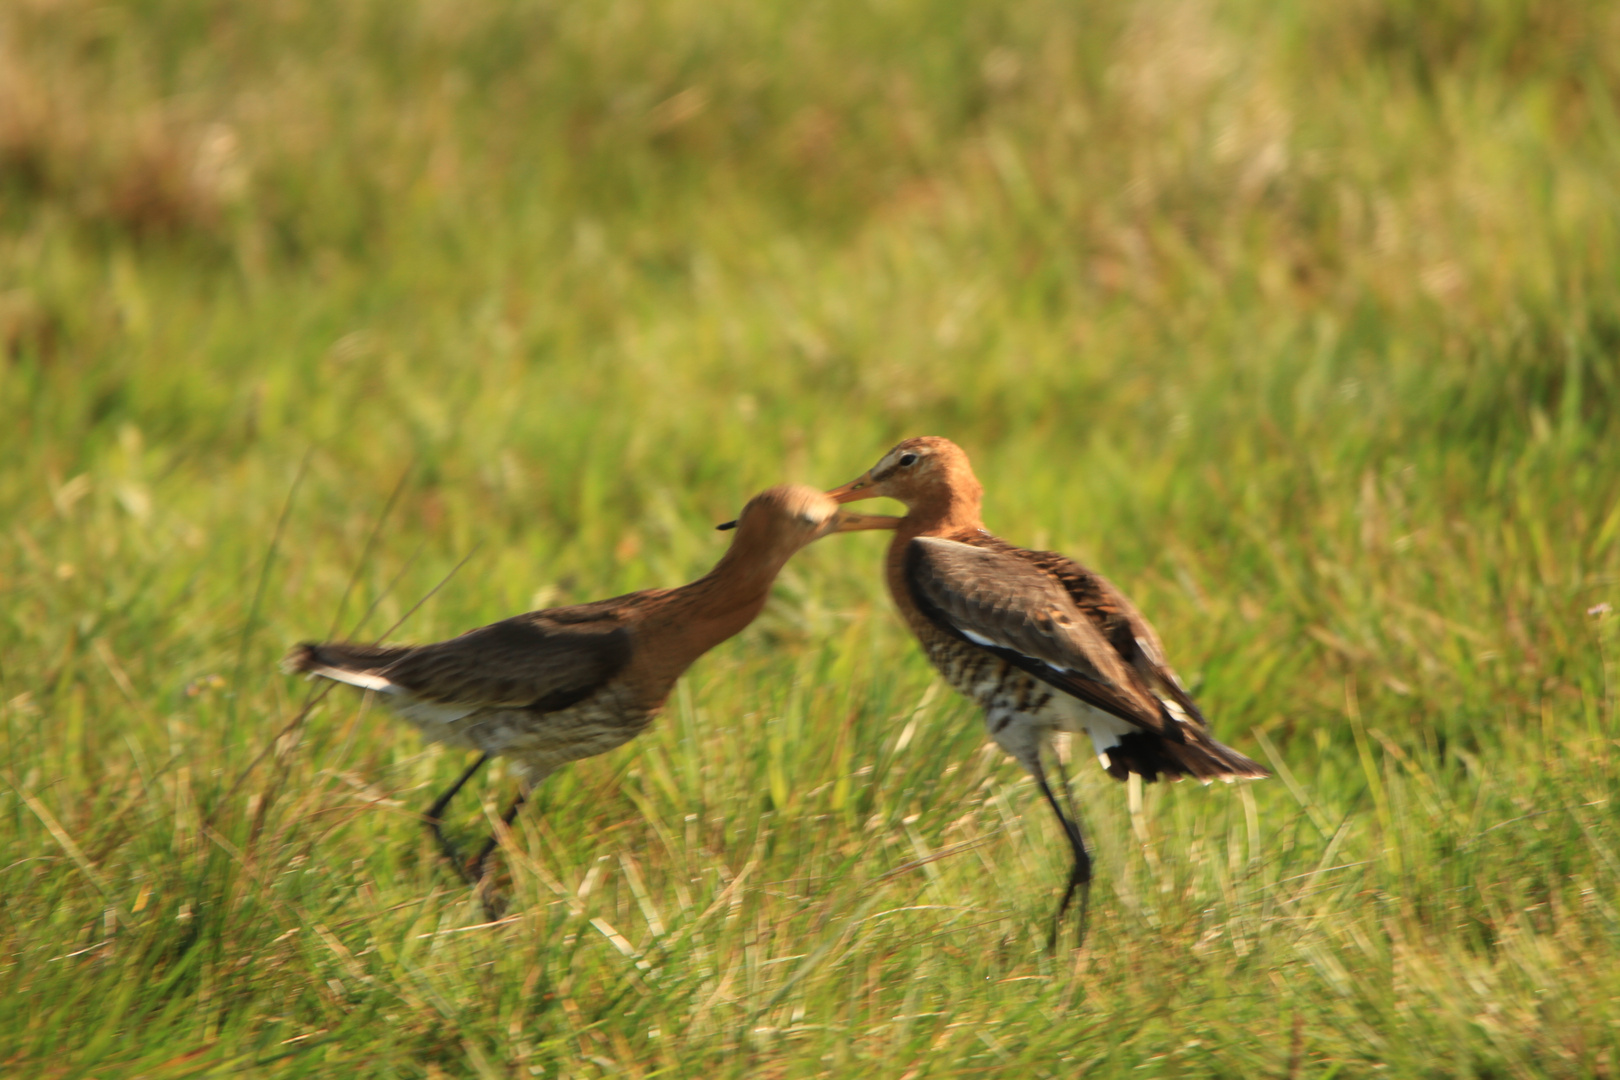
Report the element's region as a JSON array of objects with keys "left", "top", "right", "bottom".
[
  {"left": 475, "top": 878, "right": 509, "bottom": 923},
  {"left": 1048, "top": 872, "right": 1092, "bottom": 952}
]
